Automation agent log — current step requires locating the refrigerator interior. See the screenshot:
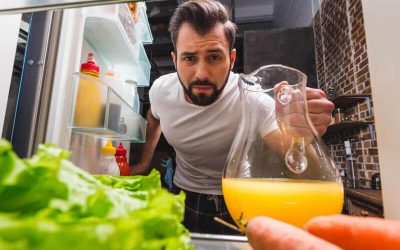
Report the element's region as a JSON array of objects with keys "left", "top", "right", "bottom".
[{"left": 45, "top": 3, "right": 151, "bottom": 173}]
